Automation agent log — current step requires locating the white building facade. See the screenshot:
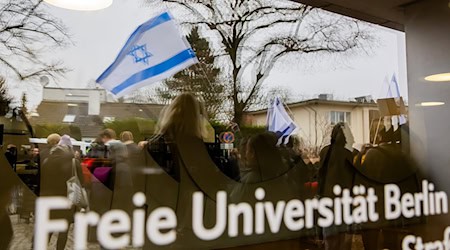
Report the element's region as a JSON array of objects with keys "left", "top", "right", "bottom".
[{"left": 245, "top": 98, "right": 379, "bottom": 151}]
